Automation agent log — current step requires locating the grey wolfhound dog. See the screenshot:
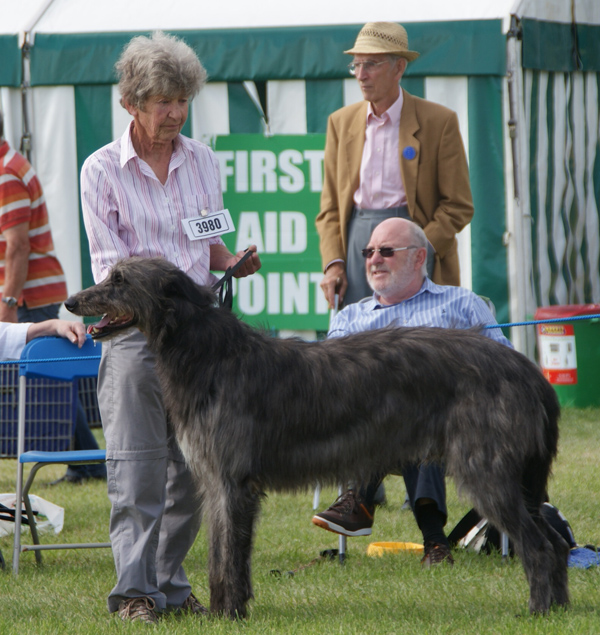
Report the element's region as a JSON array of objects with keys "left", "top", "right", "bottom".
[{"left": 65, "top": 257, "right": 568, "bottom": 618}]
